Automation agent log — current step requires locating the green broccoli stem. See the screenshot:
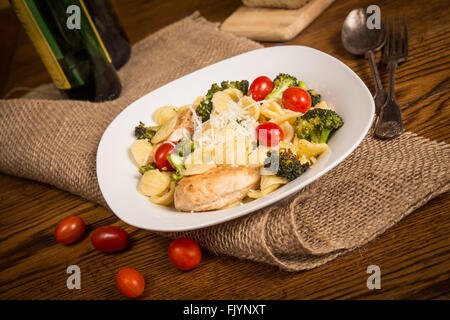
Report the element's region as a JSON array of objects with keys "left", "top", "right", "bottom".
[
  {"left": 167, "top": 153, "right": 185, "bottom": 183},
  {"left": 318, "top": 129, "right": 331, "bottom": 143}
]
